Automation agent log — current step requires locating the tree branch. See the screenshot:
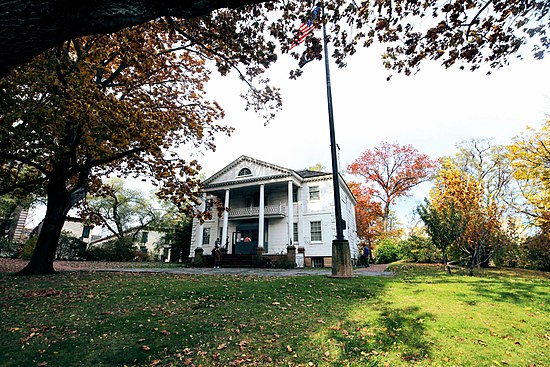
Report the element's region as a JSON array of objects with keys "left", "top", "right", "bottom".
[{"left": 0, "top": 0, "right": 271, "bottom": 77}]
